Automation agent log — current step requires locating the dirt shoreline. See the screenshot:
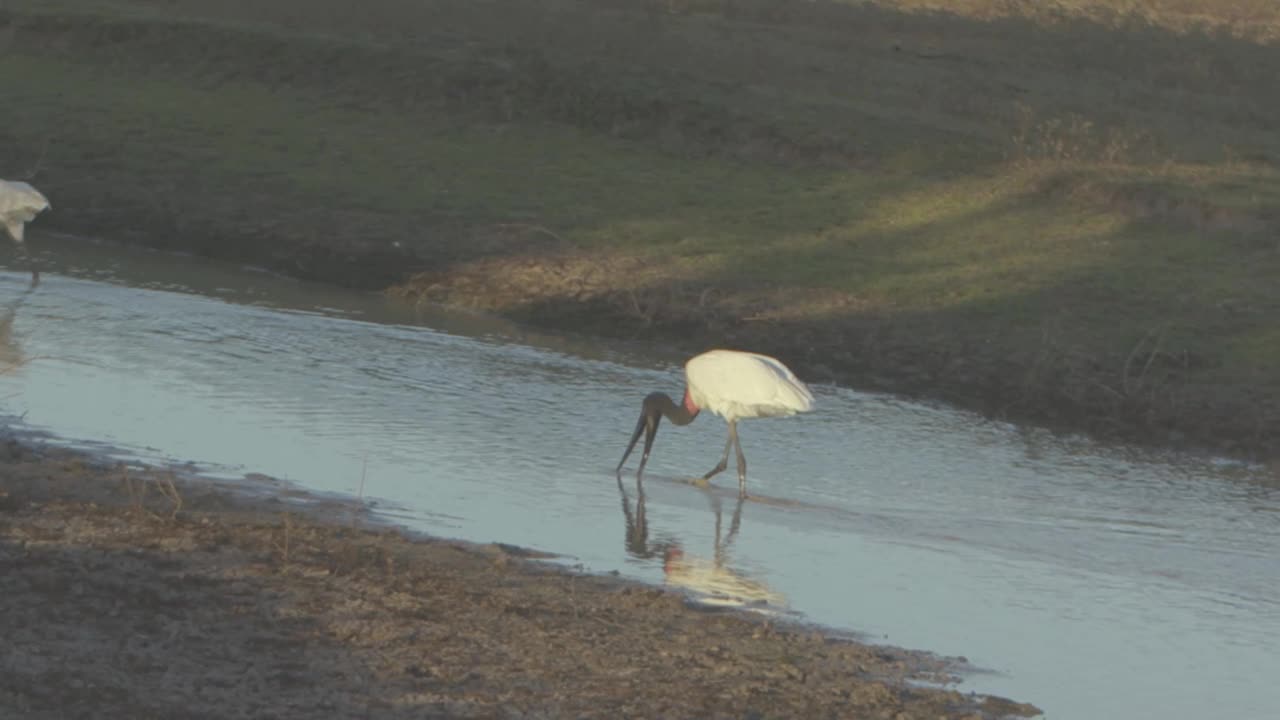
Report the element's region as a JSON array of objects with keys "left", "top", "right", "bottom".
[{"left": 0, "top": 436, "right": 1041, "bottom": 718}]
